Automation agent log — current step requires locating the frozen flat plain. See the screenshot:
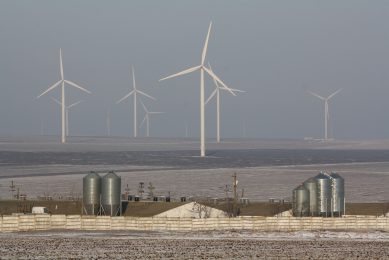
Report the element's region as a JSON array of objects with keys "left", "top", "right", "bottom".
[
  {"left": 1, "top": 162, "right": 388, "bottom": 202},
  {"left": 0, "top": 230, "right": 388, "bottom": 259},
  {"left": 0, "top": 136, "right": 389, "bottom": 202}
]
